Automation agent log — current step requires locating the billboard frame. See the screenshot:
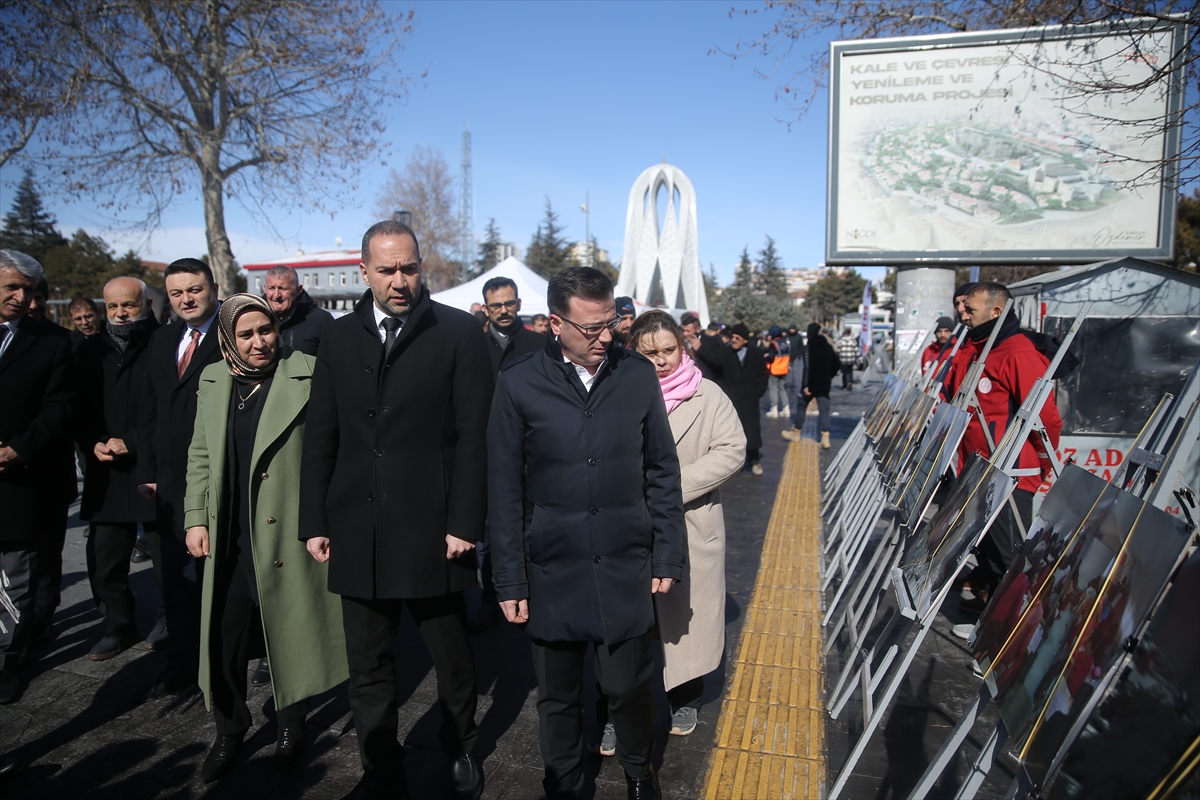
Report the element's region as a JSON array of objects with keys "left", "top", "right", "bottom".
[{"left": 825, "top": 18, "right": 1188, "bottom": 266}]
